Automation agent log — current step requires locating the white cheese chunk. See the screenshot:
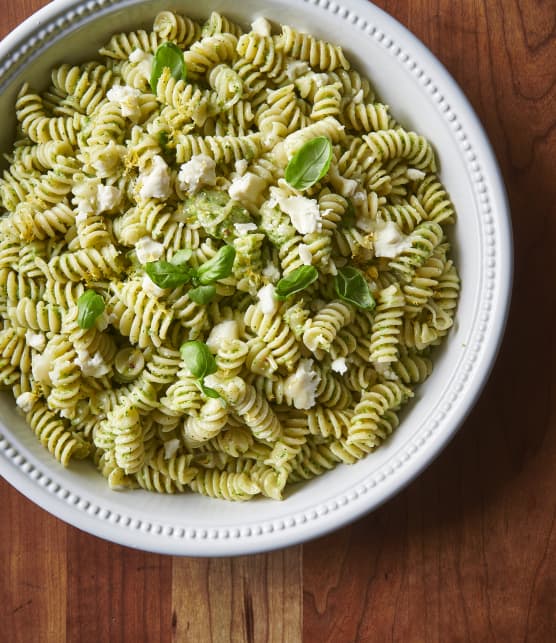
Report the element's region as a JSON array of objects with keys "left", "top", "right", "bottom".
[
  {"left": 139, "top": 155, "right": 171, "bottom": 199},
  {"left": 96, "top": 184, "right": 121, "bottom": 212},
  {"left": 31, "top": 351, "right": 52, "bottom": 386},
  {"left": 298, "top": 243, "right": 312, "bottom": 265},
  {"left": 373, "top": 220, "right": 411, "bottom": 258},
  {"left": 75, "top": 349, "right": 111, "bottom": 378},
  {"left": 234, "top": 222, "right": 258, "bottom": 236},
  {"left": 142, "top": 273, "right": 167, "bottom": 298},
  {"left": 251, "top": 16, "right": 272, "bottom": 36},
  {"left": 206, "top": 320, "right": 241, "bottom": 352},
  {"left": 163, "top": 438, "right": 181, "bottom": 460},
  {"left": 262, "top": 262, "right": 281, "bottom": 282},
  {"left": 328, "top": 165, "right": 359, "bottom": 197},
  {"left": 16, "top": 392, "right": 36, "bottom": 413},
  {"left": 257, "top": 284, "right": 278, "bottom": 315},
  {"left": 25, "top": 331, "right": 46, "bottom": 352},
  {"left": 331, "top": 357, "right": 348, "bottom": 374},
  {"left": 284, "top": 359, "right": 321, "bottom": 410},
  {"left": 407, "top": 167, "right": 426, "bottom": 181},
  {"left": 234, "top": 159, "right": 248, "bottom": 176},
  {"left": 178, "top": 154, "right": 216, "bottom": 193},
  {"left": 90, "top": 140, "right": 125, "bottom": 177},
  {"left": 228, "top": 172, "right": 267, "bottom": 208},
  {"left": 270, "top": 187, "right": 321, "bottom": 234},
  {"left": 129, "top": 48, "right": 153, "bottom": 83},
  {"left": 73, "top": 179, "right": 121, "bottom": 216},
  {"left": 135, "top": 236, "right": 164, "bottom": 264},
  {"left": 286, "top": 60, "right": 310, "bottom": 81},
  {"left": 106, "top": 85, "right": 142, "bottom": 121}
]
